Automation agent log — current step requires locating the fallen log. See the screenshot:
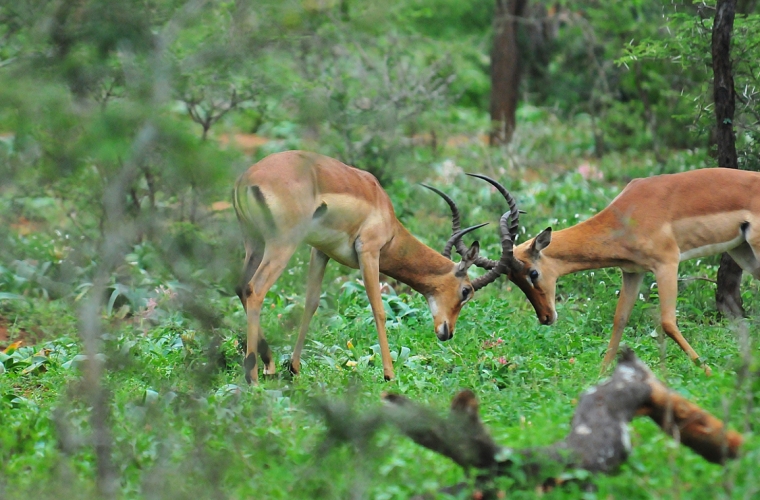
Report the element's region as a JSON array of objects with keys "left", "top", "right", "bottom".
[
  {"left": 638, "top": 370, "right": 742, "bottom": 464},
  {"left": 379, "top": 348, "right": 742, "bottom": 492}
]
